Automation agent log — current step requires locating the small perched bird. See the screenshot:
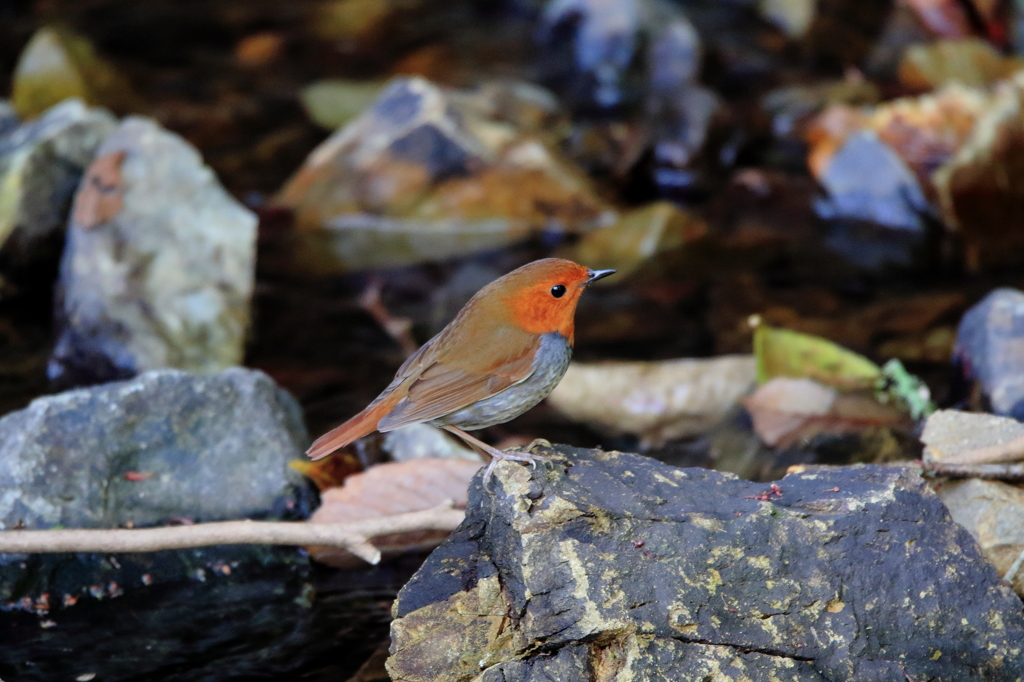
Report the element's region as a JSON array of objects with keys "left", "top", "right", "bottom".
[{"left": 307, "top": 258, "right": 615, "bottom": 482}]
